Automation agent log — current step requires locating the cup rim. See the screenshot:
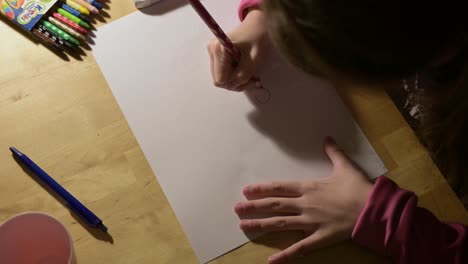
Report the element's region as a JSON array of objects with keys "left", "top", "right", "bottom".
[{"left": 0, "top": 211, "right": 73, "bottom": 264}]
